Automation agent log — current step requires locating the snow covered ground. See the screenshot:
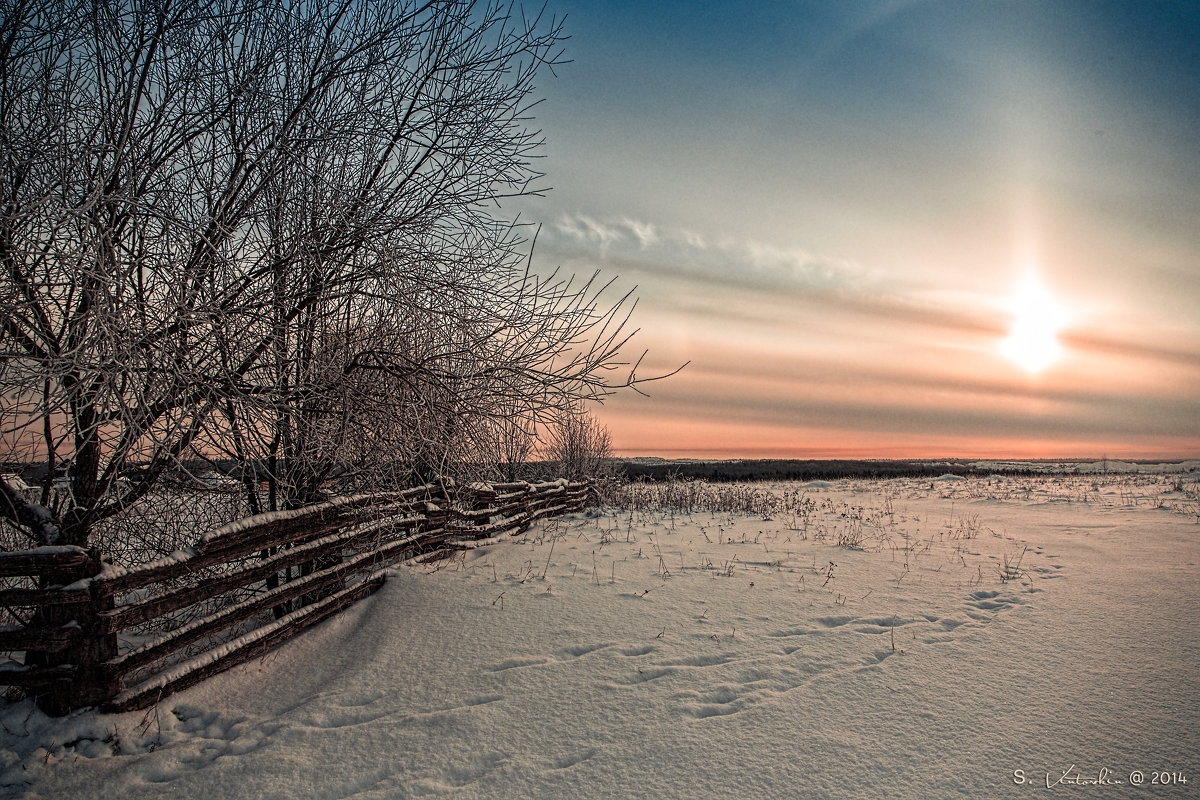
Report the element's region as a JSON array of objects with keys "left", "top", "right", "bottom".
[{"left": 3, "top": 474, "right": 1198, "bottom": 799}]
